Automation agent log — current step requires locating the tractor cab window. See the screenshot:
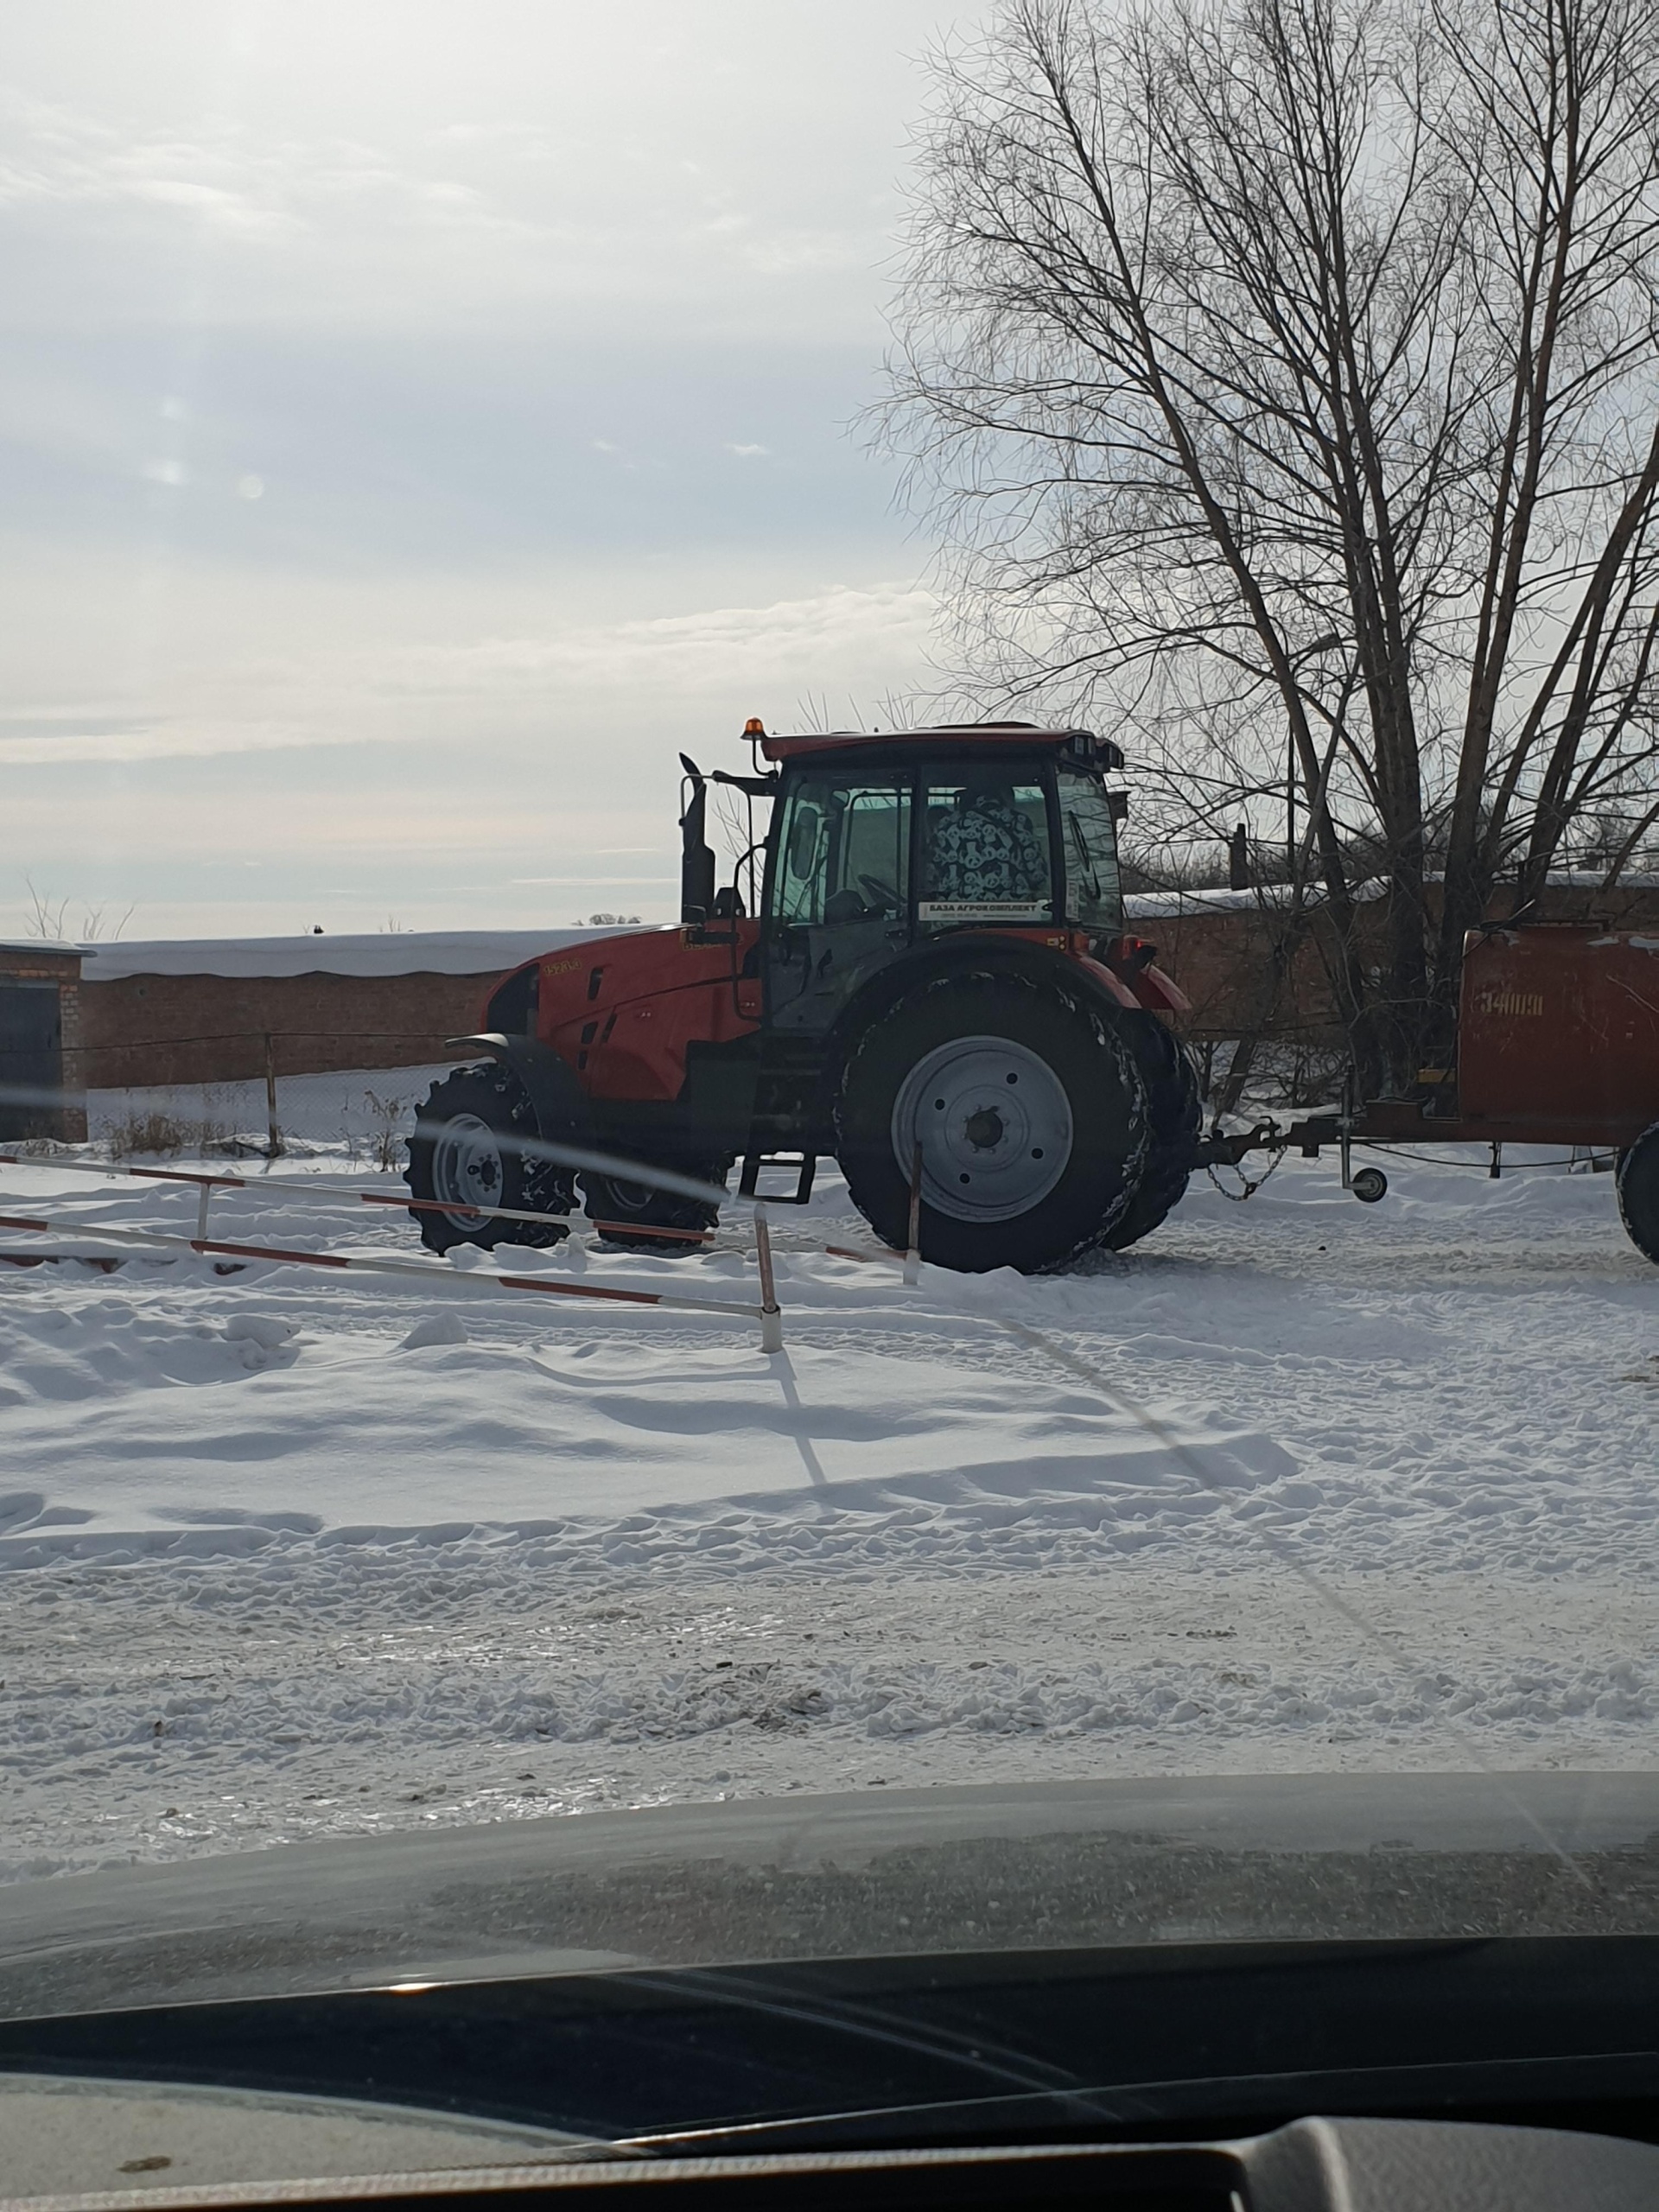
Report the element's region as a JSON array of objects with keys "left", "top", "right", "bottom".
[
  {"left": 772, "top": 773, "right": 910, "bottom": 928},
  {"left": 919, "top": 774, "right": 1052, "bottom": 924},
  {"left": 1056, "top": 768, "right": 1123, "bottom": 930}
]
